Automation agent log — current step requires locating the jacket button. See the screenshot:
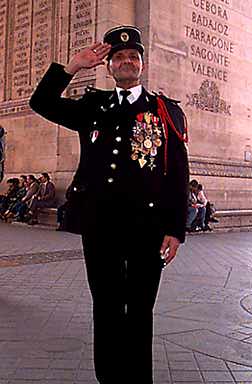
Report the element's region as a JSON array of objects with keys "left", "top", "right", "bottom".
[
  {"left": 107, "top": 178, "right": 114, "bottom": 183},
  {"left": 110, "top": 163, "right": 117, "bottom": 170},
  {"left": 115, "top": 136, "right": 122, "bottom": 142},
  {"left": 112, "top": 149, "right": 119, "bottom": 155}
]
